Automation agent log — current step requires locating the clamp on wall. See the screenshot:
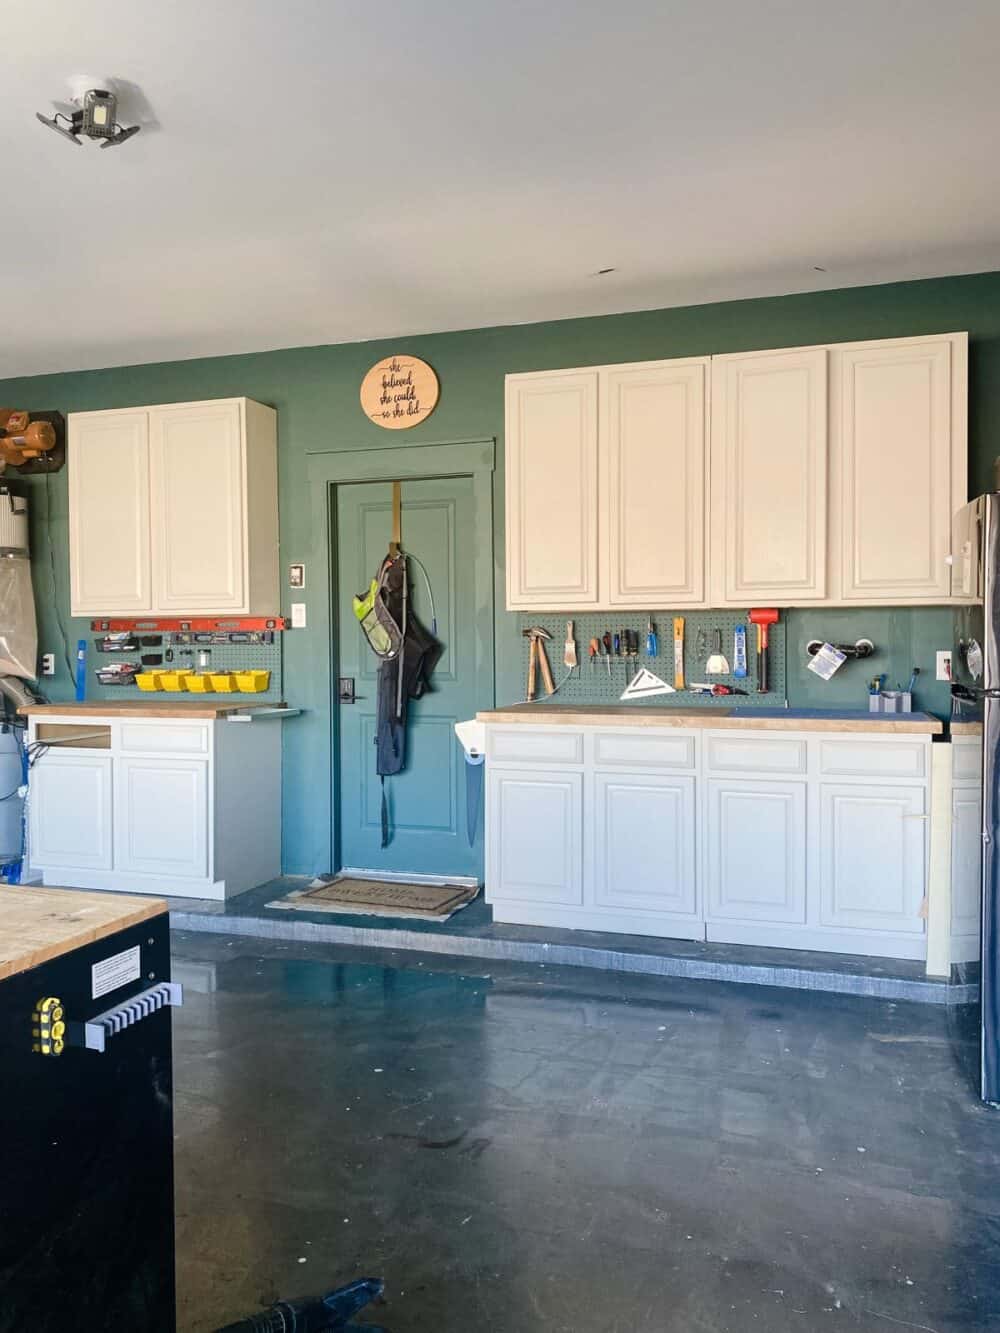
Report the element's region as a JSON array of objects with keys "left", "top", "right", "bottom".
[{"left": 806, "top": 638, "right": 875, "bottom": 661}]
